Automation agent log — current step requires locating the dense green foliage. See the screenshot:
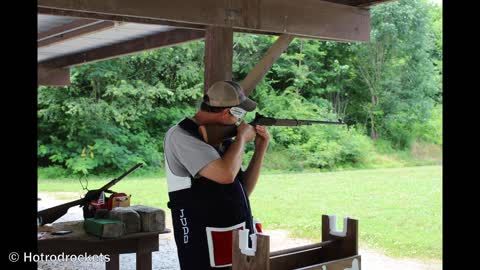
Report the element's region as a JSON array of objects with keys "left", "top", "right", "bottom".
[{"left": 37, "top": 0, "right": 442, "bottom": 175}]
